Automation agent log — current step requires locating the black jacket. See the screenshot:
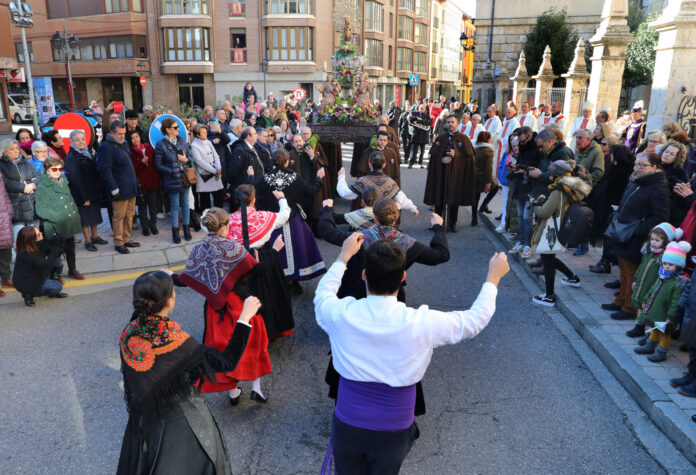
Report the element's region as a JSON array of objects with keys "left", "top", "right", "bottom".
[
  {"left": 96, "top": 135, "right": 138, "bottom": 200},
  {"left": 388, "top": 107, "right": 402, "bottom": 131},
  {"left": 614, "top": 171, "right": 671, "bottom": 263},
  {"left": 154, "top": 136, "right": 191, "bottom": 193},
  {"left": 0, "top": 154, "right": 40, "bottom": 223},
  {"left": 409, "top": 113, "right": 431, "bottom": 144},
  {"left": 255, "top": 167, "right": 322, "bottom": 218},
  {"left": 530, "top": 141, "right": 574, "bottom": 198},
  {"left": 64, "top": 149, "right": 105, "bottom": 206},
  {"left": 512, "top": 134, "right": 543, "bottom": 200},
  {"left": 12, "top": 237, "right": 63, "bottom": 295},
  {"left": 228, "top": 140, "right": 265, "bottom": 190},
  {"left": 208, "top": 130, "right": 232, "bottom": 183},
  {"left": 586, "top": 153, "right": 633, "bottom": 240},
  {"left": 663, "top": 163, "right": 690, "bottom": 225},
  {"left": 254, "top": 143, "right": 273, "bottom": 172}
]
